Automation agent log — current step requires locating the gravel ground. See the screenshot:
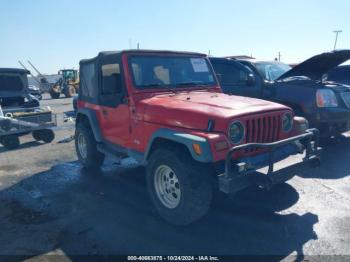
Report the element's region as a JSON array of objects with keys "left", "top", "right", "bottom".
[{"left": 0, "top": 95, "right": 349, "bottom": 260}]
